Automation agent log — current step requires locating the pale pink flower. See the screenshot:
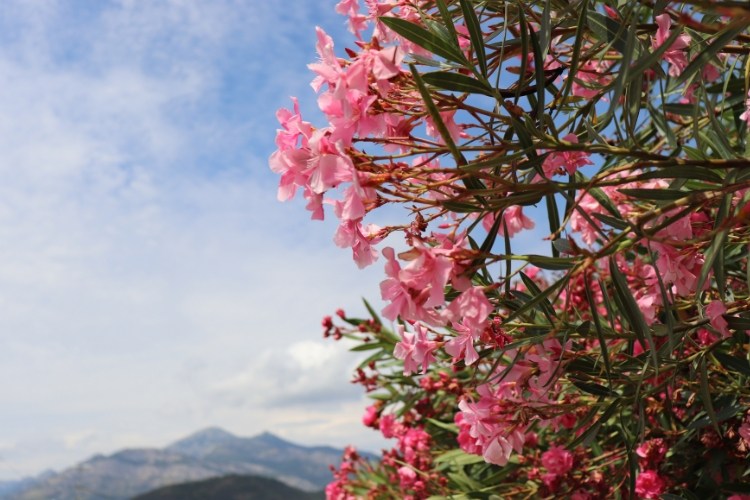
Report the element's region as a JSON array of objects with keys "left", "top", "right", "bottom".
[
  {"left": 309, "top": 27, "right": 344, "bottom": 93},
  {"left": 335, "top": 0, "right": 367, "bottom": 37},
  {"left": 393, "top": 323, "right": 438, "bottom": 375},
  {"left": 425, "top": 109, "right": 466, "bottom": 143},
  {"left": 331, "top": 201, "right": 384, "bottom": 268},
  {"left": 445, "top": 286, "right": 492, "bottom": 332},
  {"left": 570, "top": 59, "right": 613, "bottom": 98},
  {"left": 541, "top": 445, "right": 574, "bottom": 475},
  {"left": 444, "top": 321, "right": 480, "bottom": 365},
  {"left": 482, "top": 206, "right": 535, "bottom": 239},
  {"left": 706, "top": 300, "right": 730, "bottom": 338},
  {"left": 652, "top": 14, "right": 691, "bottom": 77},
  {"left": 635, "top": 469, "right": 666, "bottom": 499},
  {"left": 542, "top": 133, "right": 594, "bottom": 177}
]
